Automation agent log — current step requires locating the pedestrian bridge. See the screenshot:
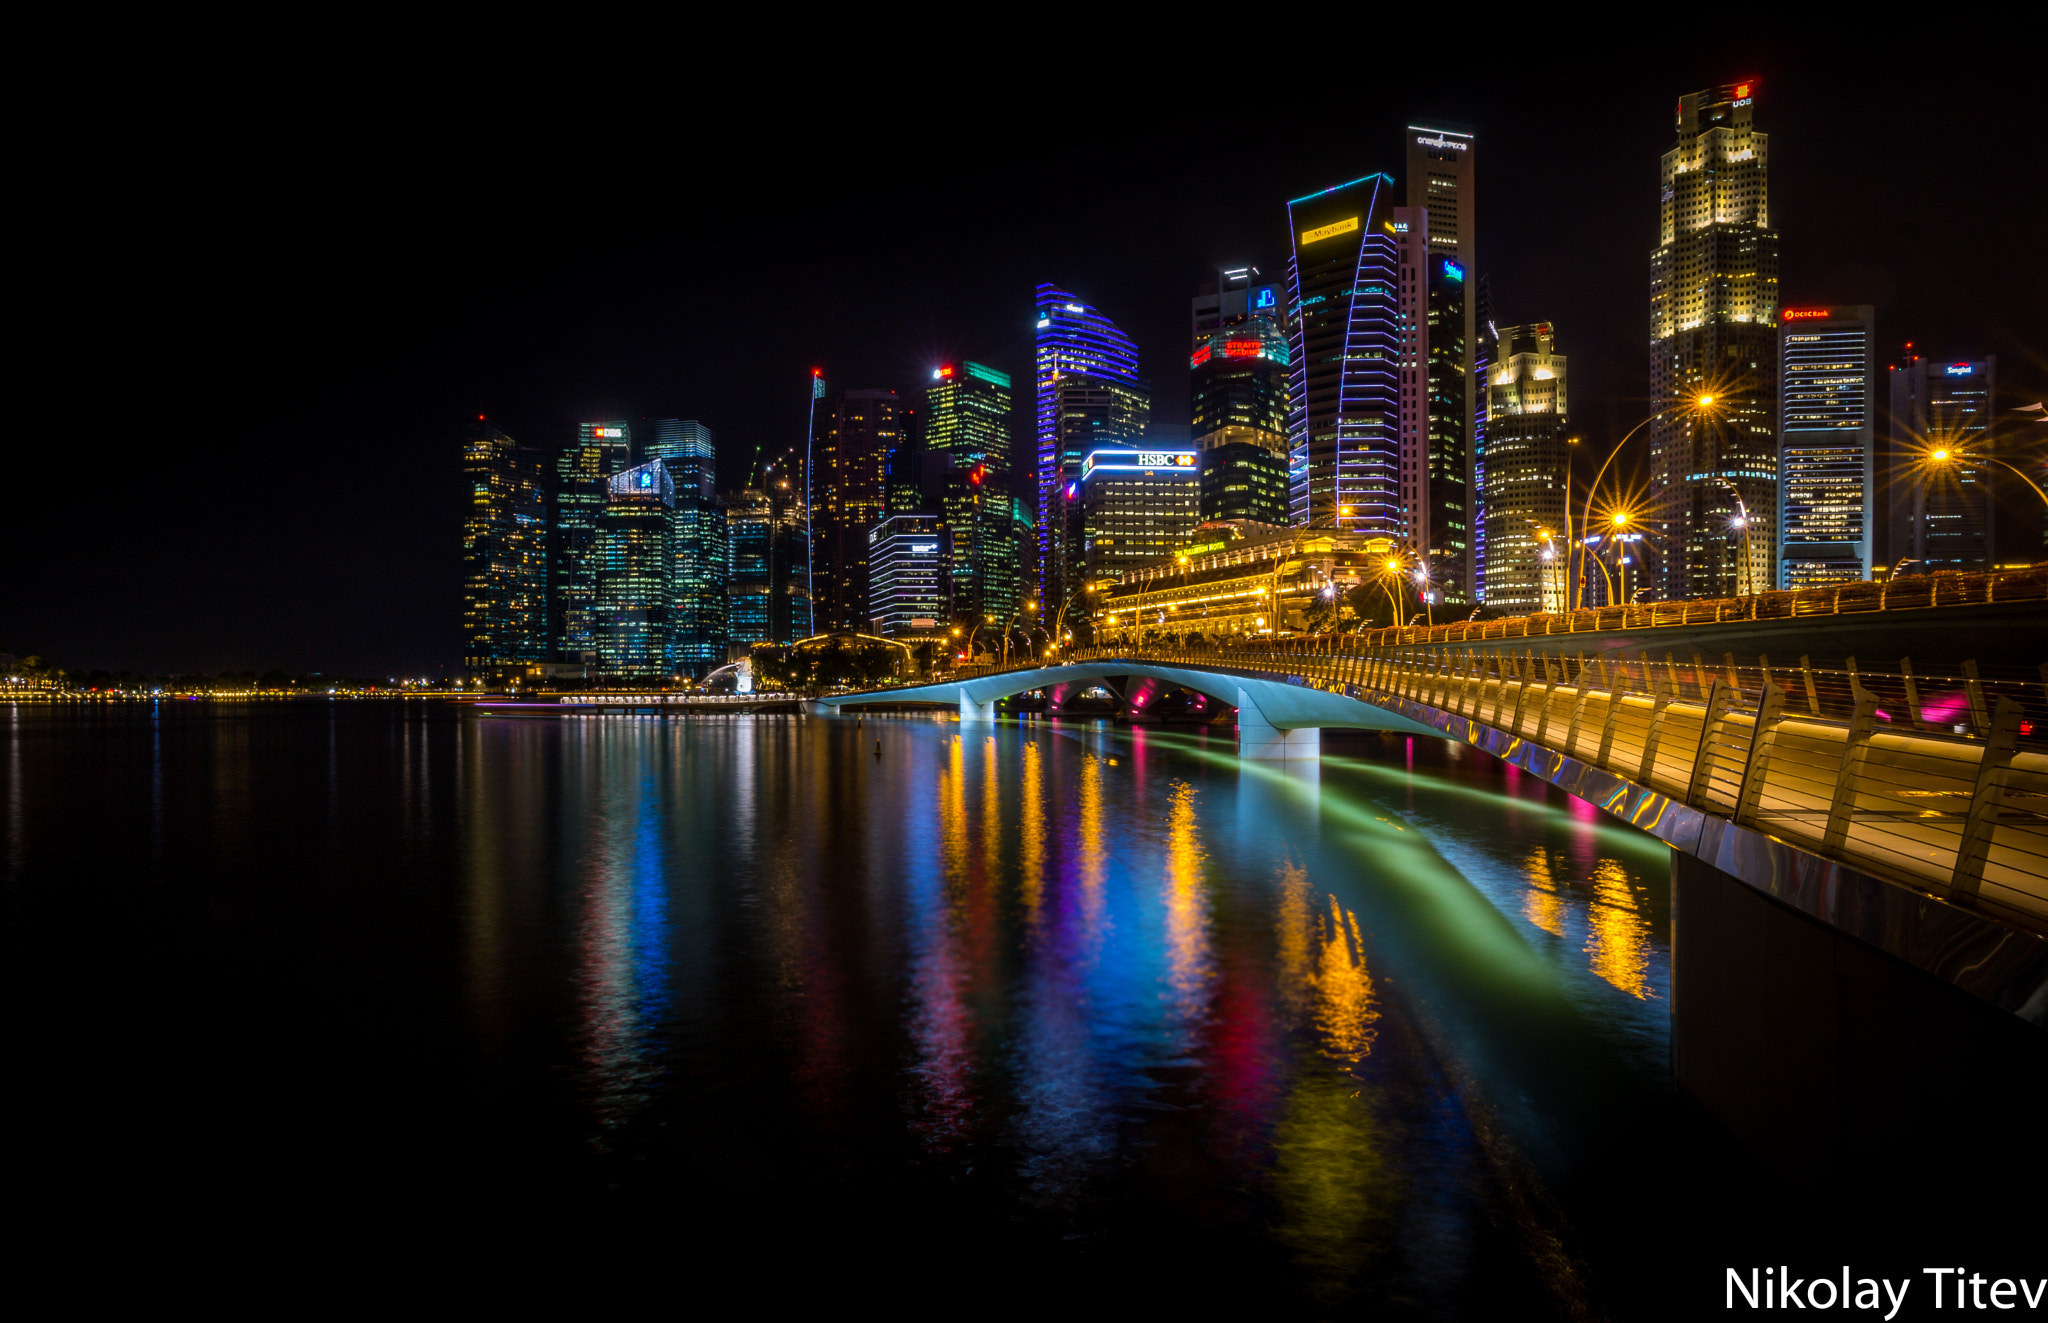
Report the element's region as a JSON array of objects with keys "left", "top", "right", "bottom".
[
  {"left": 823, "top": 641, "right": 2048, "bottom": 1167},
  {"left": 814, "top": 660, "right": 1441, "bottom": 757}
]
